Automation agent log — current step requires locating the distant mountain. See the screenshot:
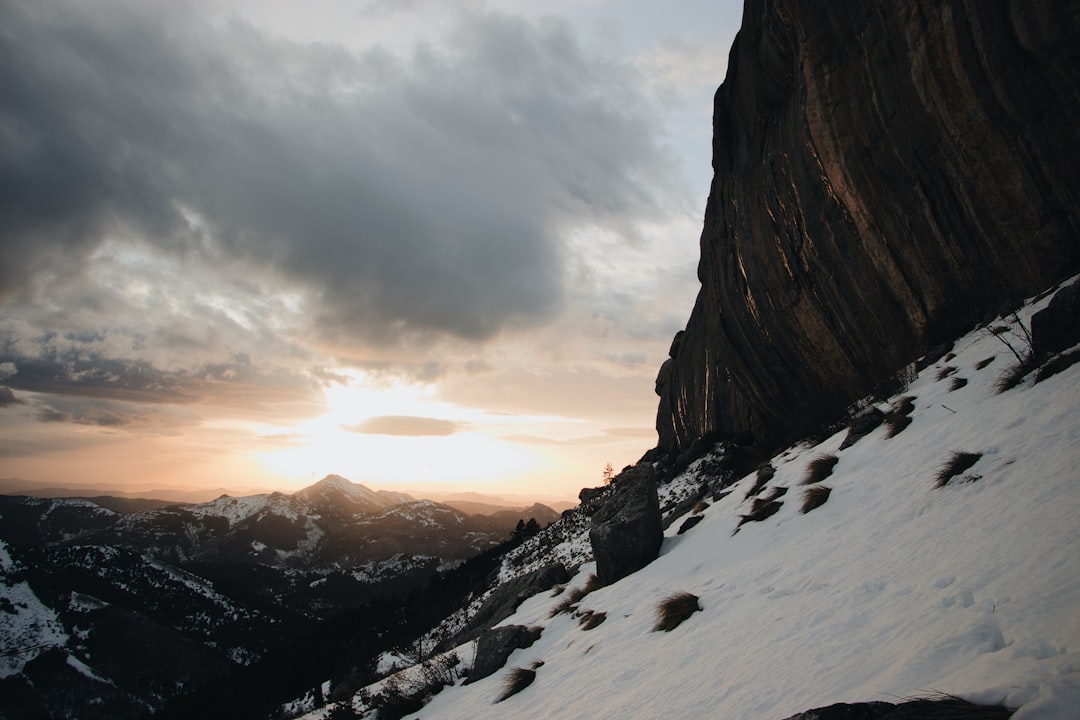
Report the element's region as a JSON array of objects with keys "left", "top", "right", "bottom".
[{"left": 0, "top": 474, "right": 555, "bottom": 718}]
